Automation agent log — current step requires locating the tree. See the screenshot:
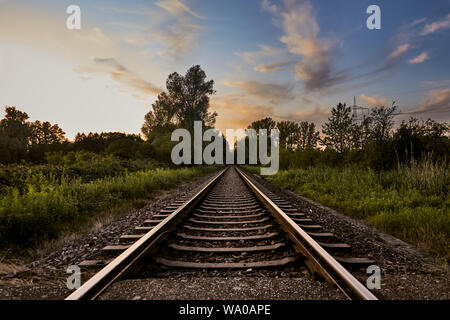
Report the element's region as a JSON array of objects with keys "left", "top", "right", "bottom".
[
  {"left": 0, "top": 106, "right": 32, "bottom": 163},
  {"left": 277, "top": 121, "right": 298, "bottom": 150},
  {"left": 74, "top": 132, "right": 142, "bottom": 153},
  {"left": 106, "top": 138, "right": 139, "bottom": 159},
  {"left": 321, "top": 103, "right": 353, "bottom": 153},
  {"left": 31, "top": 121, "right": 66, "bottom": 145},
  {"left": 368, "top": 105, "right": 397, "bottom": 143},
  {"left": 141, "top": 92, "right": 178, "bottom": 138},
  {"left": 297, "top": 121, "right": 320, "bottom": 150},
  {"left": 248, "top": 117, "right": 276, "bottom": 132},
  {"left": 141, "top": 65, "right": 217, "bottom": 139},
  {"left": 393, "top": 117, "right": 449, "bottom": 162},
  {"left": 349, "top": 117, "right": 371, "bottom": 150}
]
